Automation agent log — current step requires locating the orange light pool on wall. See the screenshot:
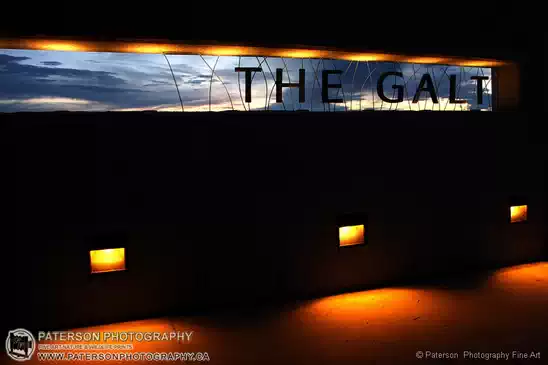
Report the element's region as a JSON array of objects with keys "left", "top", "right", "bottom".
[
  {"left": 510, "top": 205, "right": 527, "bottom": 223},
  {"left": 339, "top": 225, "right": 365, "bottom": 247},
  {"left": 90, "top": 248, "right": 126, "bottom": 273}
]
